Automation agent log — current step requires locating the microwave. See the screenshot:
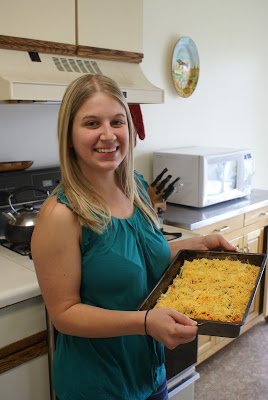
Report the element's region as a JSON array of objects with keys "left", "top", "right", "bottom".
[{"left": 153, "top": 146, "right": 254, "bottom": 208}]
